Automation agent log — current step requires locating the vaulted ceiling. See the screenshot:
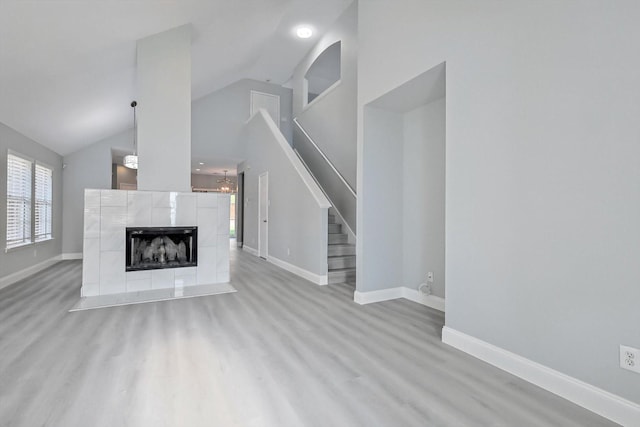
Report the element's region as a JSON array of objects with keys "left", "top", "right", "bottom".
[{"left": 0, "top": 0, "right": 351, "bottom": 156}]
